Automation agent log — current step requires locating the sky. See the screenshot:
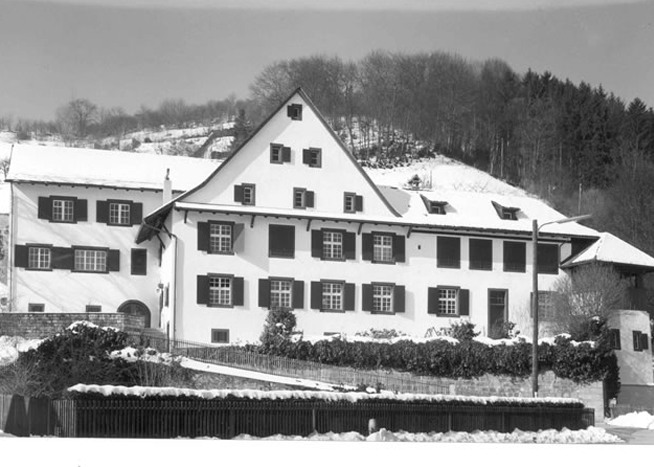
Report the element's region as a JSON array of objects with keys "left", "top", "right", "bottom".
[{"left": 0, "top": 0, "right": 652, "bottom": 121}]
